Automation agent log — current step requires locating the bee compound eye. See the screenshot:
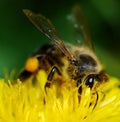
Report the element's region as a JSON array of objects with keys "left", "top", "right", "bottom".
[{"left": 85, "top": 75, "right": 95, "bottom": 88}]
